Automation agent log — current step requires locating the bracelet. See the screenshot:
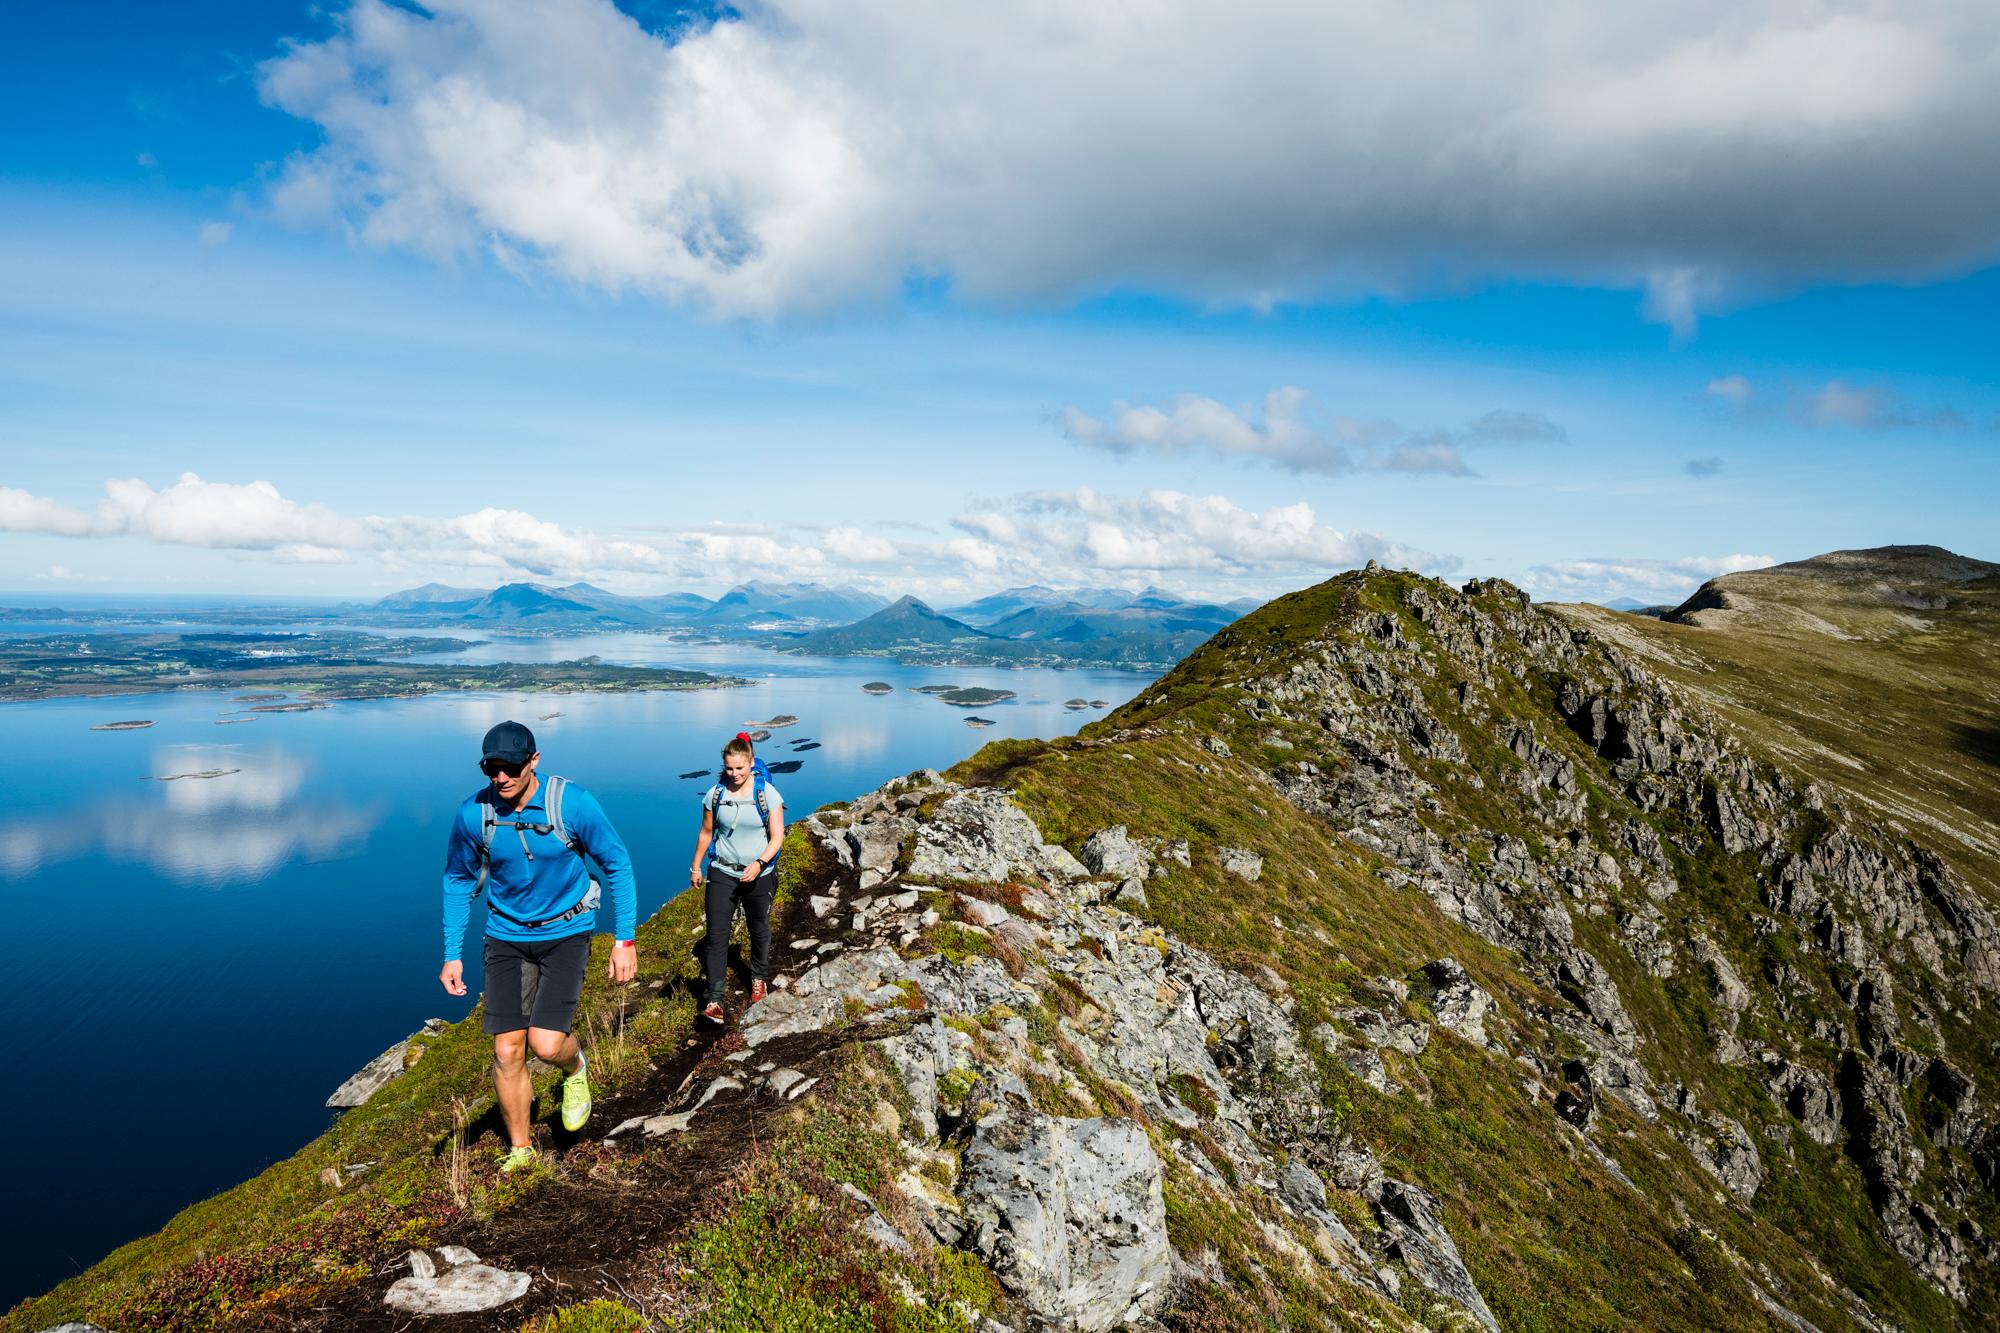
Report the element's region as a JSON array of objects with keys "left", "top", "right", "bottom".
[{"left": 615, "top": 939, "right": 635, "bottom": 949}]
